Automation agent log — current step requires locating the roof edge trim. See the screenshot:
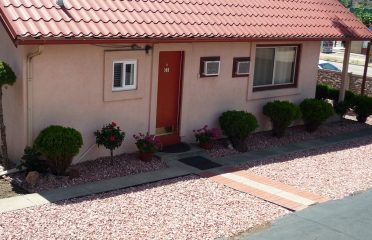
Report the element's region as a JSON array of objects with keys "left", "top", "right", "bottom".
[
  {"left": 0, "top": 6, "right": 17, "bottom": 45},
  {"left": 16, "top": 36, "right": 372, "bottom": 45}
]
